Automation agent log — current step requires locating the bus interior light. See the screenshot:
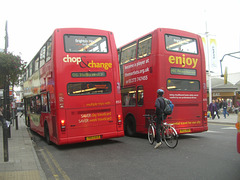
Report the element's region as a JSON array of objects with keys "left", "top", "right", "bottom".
[{"left": 61, "top": 120, "right": 66, "bottom": 131}]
